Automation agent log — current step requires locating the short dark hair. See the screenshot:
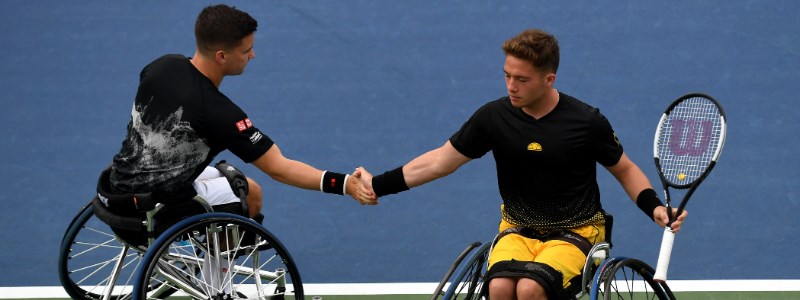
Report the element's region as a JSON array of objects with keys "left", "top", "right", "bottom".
[
  {"left": 195, "top": 4, "right": 258, "bottom": 52},
  {"left": 502, "top": 29, "right": 560, "bottom": 74}
]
